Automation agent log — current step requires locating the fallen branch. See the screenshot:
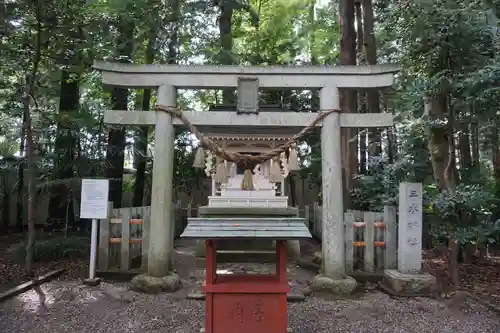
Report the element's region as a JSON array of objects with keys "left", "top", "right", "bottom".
[{"left": 0, "top": 269, "right": 65, "bottom": 303}]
